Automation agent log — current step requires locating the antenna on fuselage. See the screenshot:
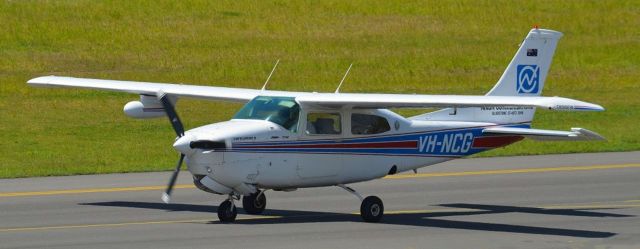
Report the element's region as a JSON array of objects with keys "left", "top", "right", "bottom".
[
  {"left": 334, "top": 63, "right": 353, "bottom": 93},
  {"left": 261, "top": 59, "right": 280, "bottom": 91}
]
